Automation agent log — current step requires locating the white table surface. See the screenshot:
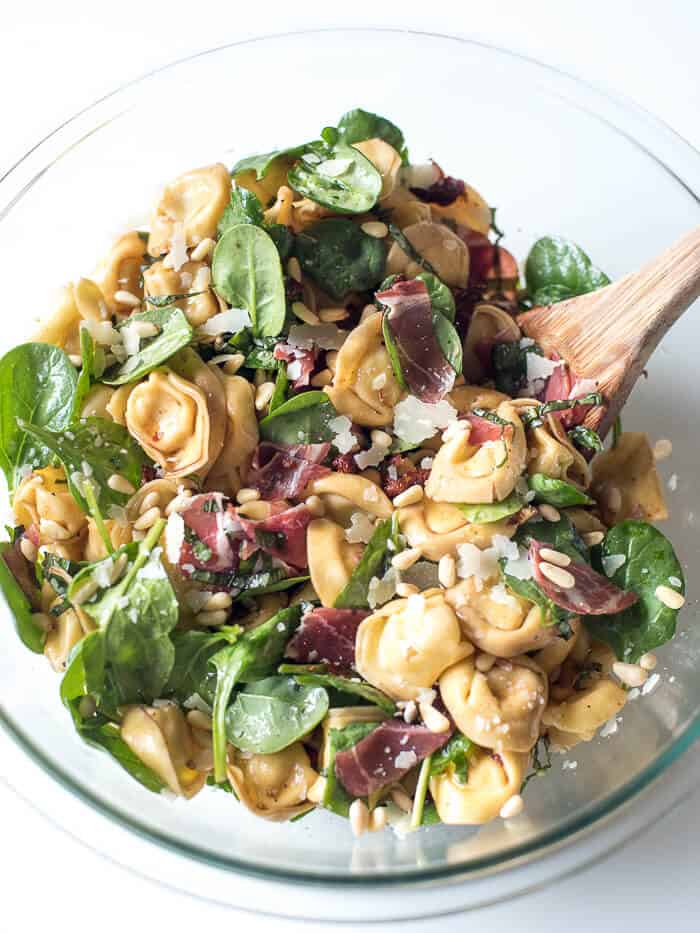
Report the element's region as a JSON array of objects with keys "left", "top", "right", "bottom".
[{"left": 1, "top": 2, "right": 699, "bottom": 930}]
